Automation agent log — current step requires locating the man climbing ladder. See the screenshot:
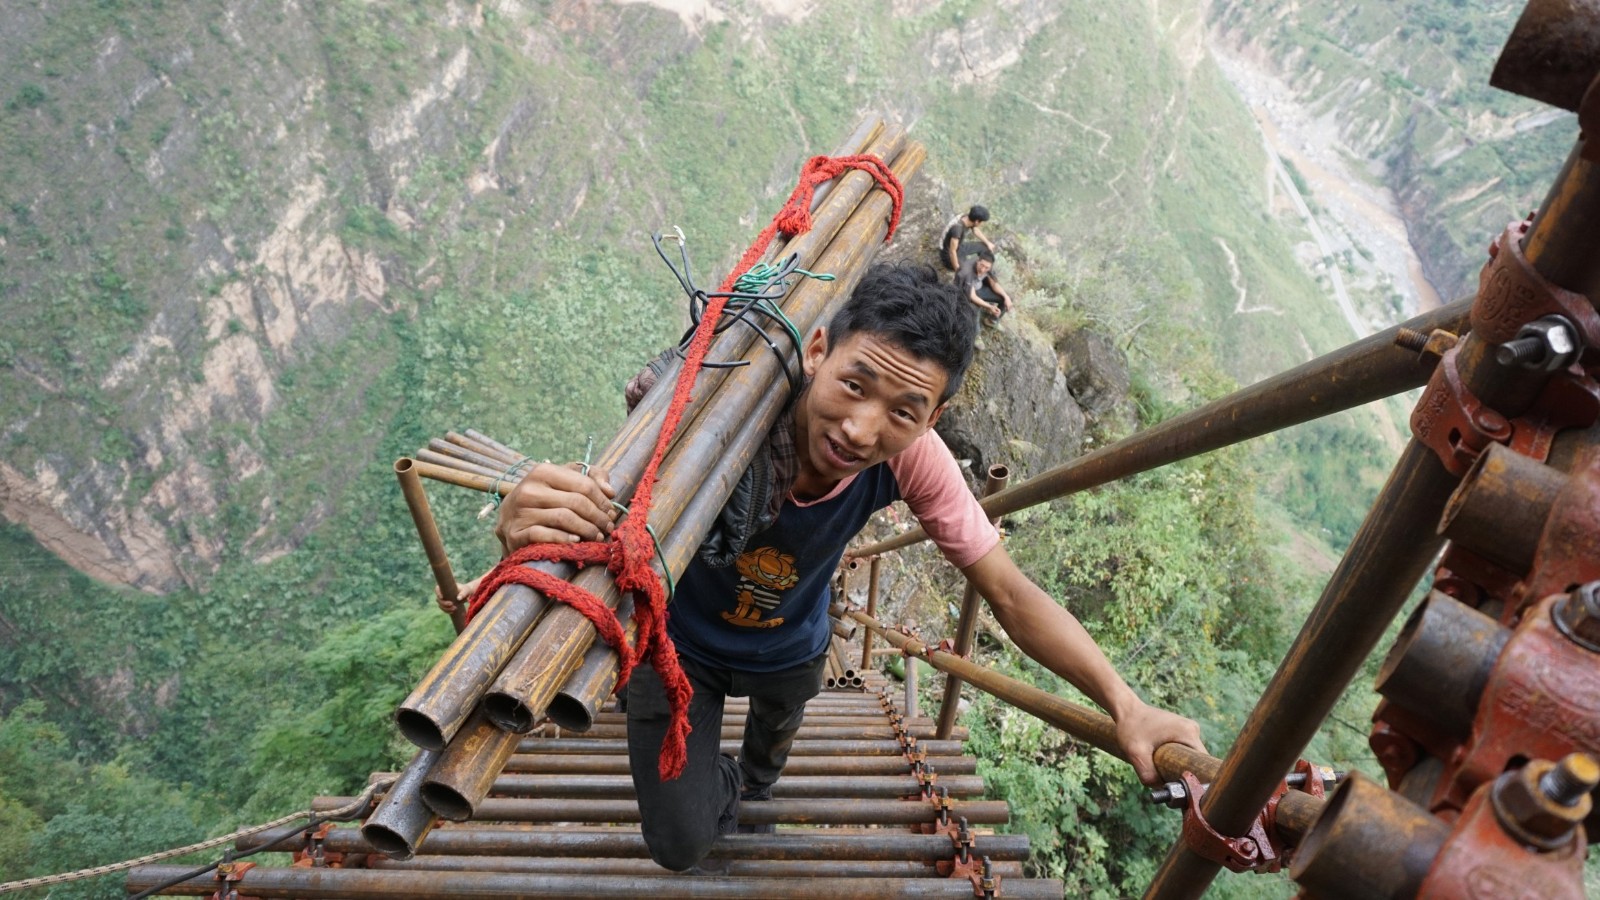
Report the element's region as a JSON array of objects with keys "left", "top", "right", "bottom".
[{"left": 493, "top": 262, "right": 1206, "bottom": 873}]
